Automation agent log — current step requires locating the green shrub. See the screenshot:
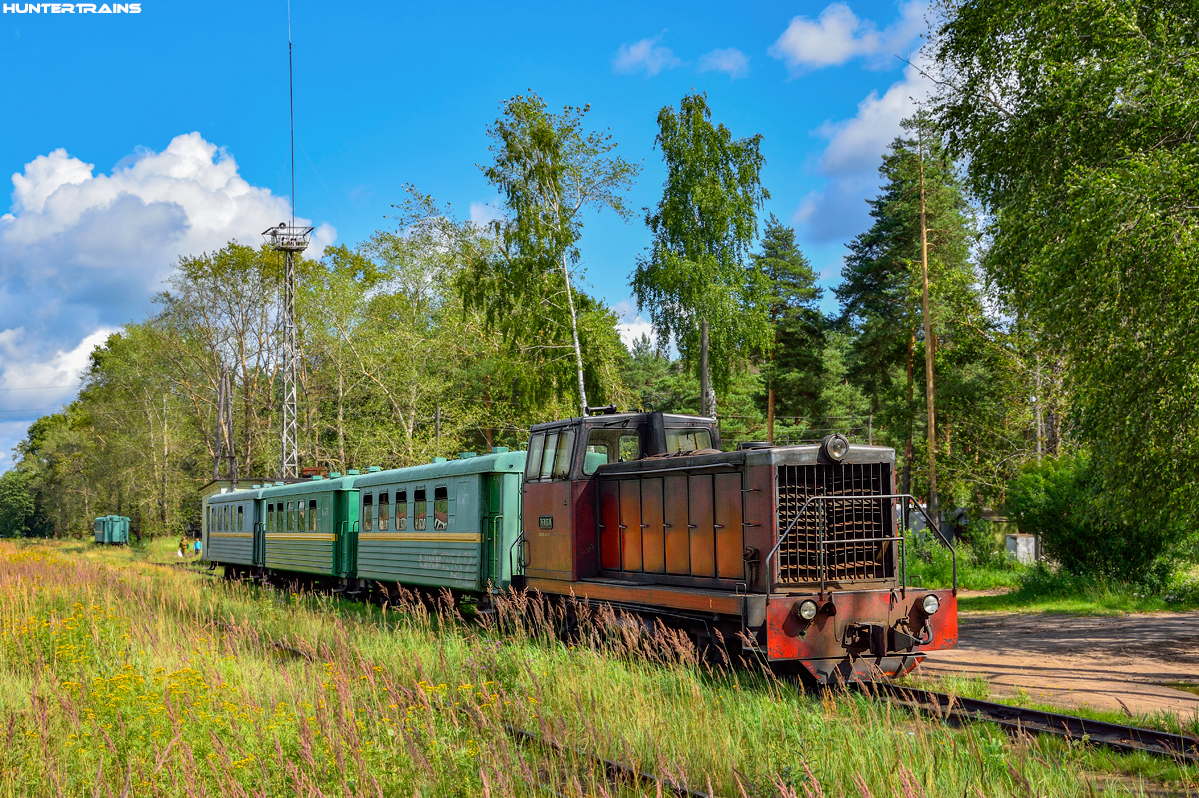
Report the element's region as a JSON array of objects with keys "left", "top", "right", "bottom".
[{"left": 1004, "top": 452, "right": 1176, "bottom": 581}]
